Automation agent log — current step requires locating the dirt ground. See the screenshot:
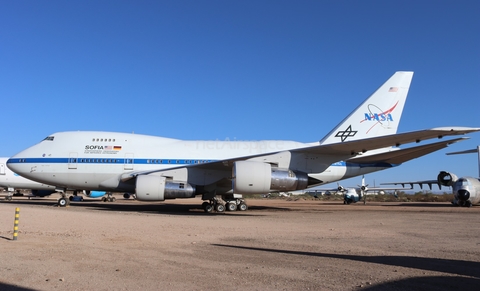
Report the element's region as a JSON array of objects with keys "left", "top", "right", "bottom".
[{"left": 1, "top": 196, "right": 479, "bottom": 291}]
